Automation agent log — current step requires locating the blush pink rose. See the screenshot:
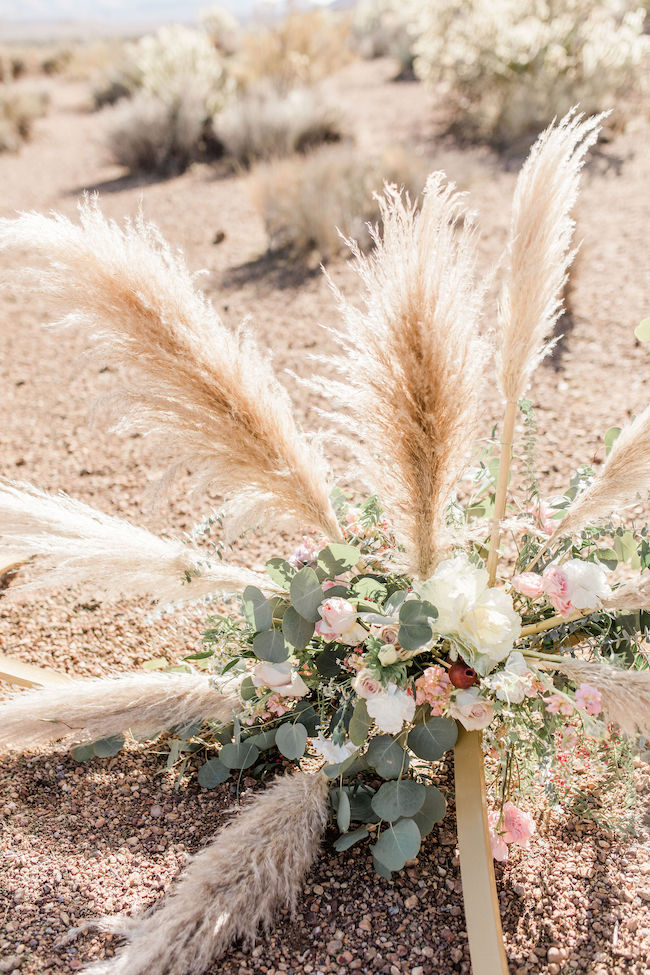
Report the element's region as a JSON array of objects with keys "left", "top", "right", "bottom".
[
  {"left": 353, "top": 667, "right": 382, "bottom": 699},
  {"left": 502, "top": 802, "right": 536, "bottom": 848},
  {"left": 542, "top": 564, "right": 573, "bottom": 616},
  {"left": 544, "top": 693, "right": 574, "bottom": 716},
  {"left": 511, "top": 572, "right": 544, "bottom": 599},
  {"left": 316, "top": 597, "right": 366, "bottom": 645},
  {"left": 574, "top": 682, "right": 602, "bottom": 716},
  {"left": 488, "top": 810, "right": 509, "bottom": 862}
]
